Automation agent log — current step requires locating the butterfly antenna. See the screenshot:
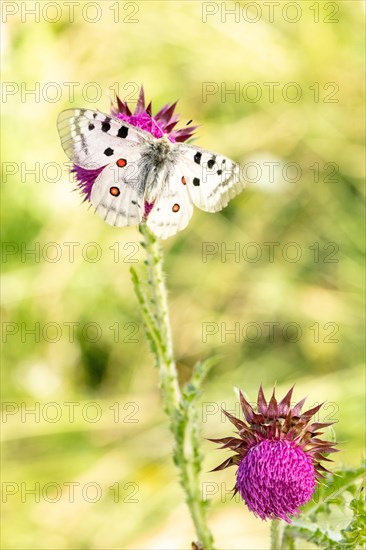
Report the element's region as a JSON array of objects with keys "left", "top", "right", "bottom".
[{"left": 147, "top": 112, "right": 165, "bottom": 138}]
